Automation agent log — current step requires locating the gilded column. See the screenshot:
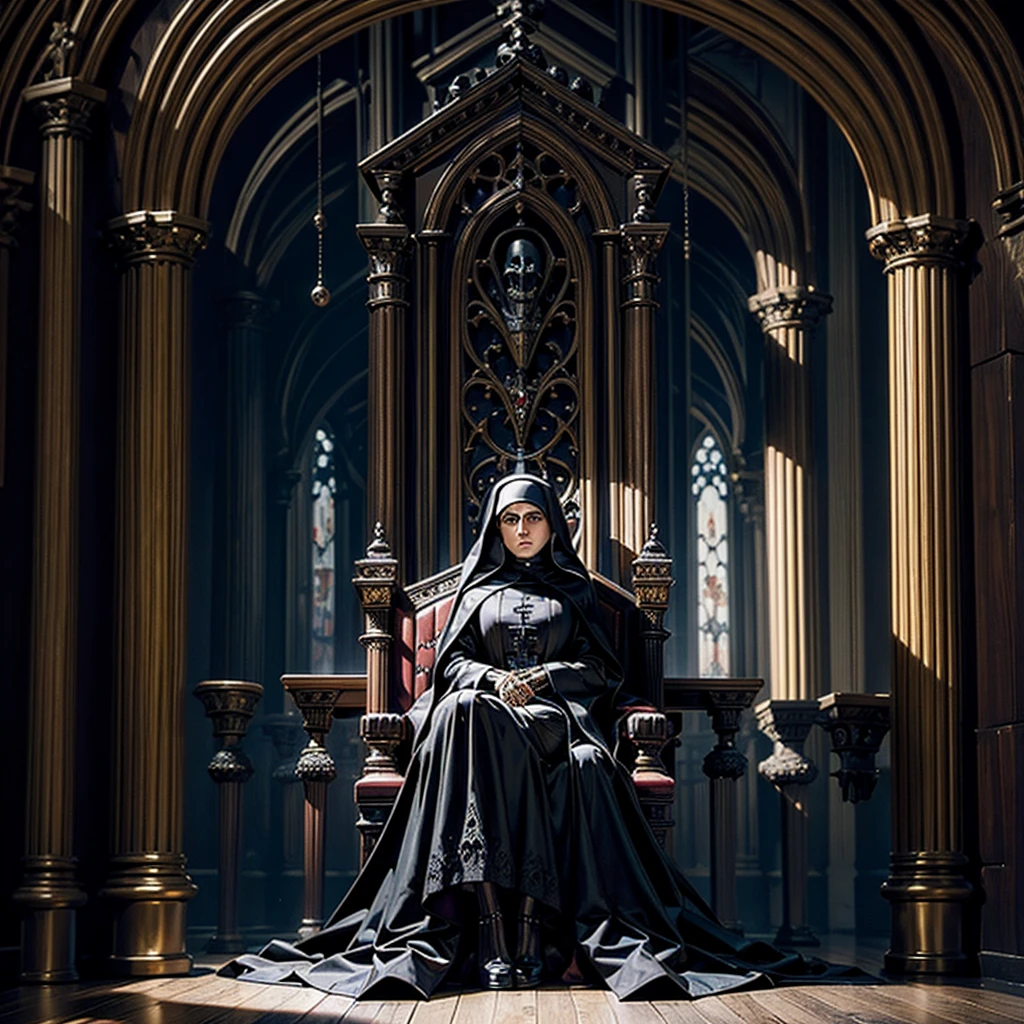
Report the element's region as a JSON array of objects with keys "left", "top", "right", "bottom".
[
  {"left": 749, "top": 284, "right": 831, "bottom": 948},
  {"left": 866, "top": 214, "right": 973, "bottom": 974},
  {"left": 221, "top": 292, "right": 276, "bottom": 680},
  {"left": 101, "top": 210, "right": 208, "bottom": 975},
  {"left": 748, "top": 285, "right": 831, "bottom": 703},
  {"left": 357, "top": 179, "right": 411, "bottom": 577},
  {"left": 0, "top": 166, "right": 34, "bottom": 487},
  {"left": 12, "top": 78, "right": 103, "bottom": 982},
  {"left": 619, "top": 183, "right": 668, "bottom": 576}
]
